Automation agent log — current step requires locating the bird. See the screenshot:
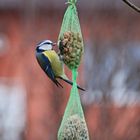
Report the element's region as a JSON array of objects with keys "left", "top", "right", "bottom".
[{"left": 35, "top": 40, "right": 85, "bottom": 91}]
